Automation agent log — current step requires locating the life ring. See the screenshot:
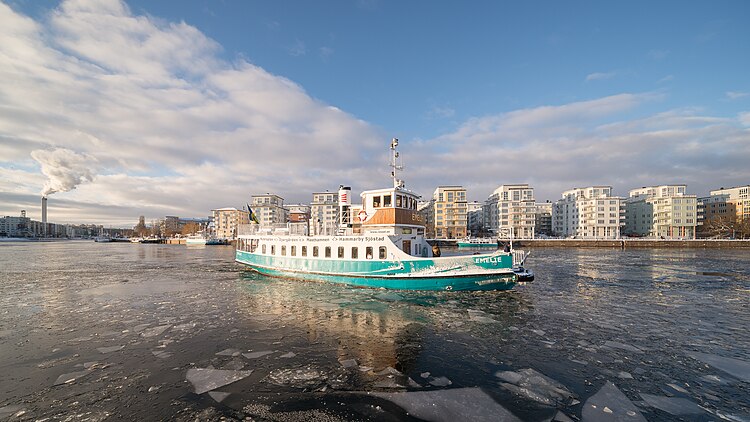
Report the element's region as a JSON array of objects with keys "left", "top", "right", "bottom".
[{"left": 358, "top": 210, "right": 367, "bottom": 222}]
